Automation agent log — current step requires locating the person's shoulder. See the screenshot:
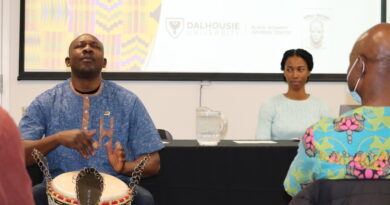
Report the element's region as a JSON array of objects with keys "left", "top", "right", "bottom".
[
  {"left": 308, "top": 95, "right": 327, "bottom": 104},
  {"left": 264, "top": 94, "right": 285, "bottom": 104},
  {"left": 103, "top": 80, "right": 136, "bottom": 95},
  {"left": 333, "top": 106, "right": 367, "bottom": 123},
  {"left": 305, "top": 115, "right": 337, "bottom": 148},
  {"left": 0, "top": 107, "right": 7, "bottom": 117},
  {"left": 260, "top": 94, "right": 283, "bottom": 110},
  {"left": 0, "top": 107, "right": 12, "bottom": 123},
  {"left": 103, "top": 80, "right": 139, "bottom": 100},
  {"left": 302, "top": 116, "right": 336, "bottom": 152},
  {"left": 34, "top": 80, "right": 70, "bottom": 102},
  {"left": 312, "top": 115, "right": 335, "bottom": 128}
]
